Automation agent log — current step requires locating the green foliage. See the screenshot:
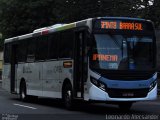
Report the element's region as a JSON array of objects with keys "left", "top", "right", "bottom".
[
  {"left": 0, "top": 0, "right": 56, "bottom": 38},
  {"left": 0, "top": 0, "right": 159, "bottom": 50}
]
